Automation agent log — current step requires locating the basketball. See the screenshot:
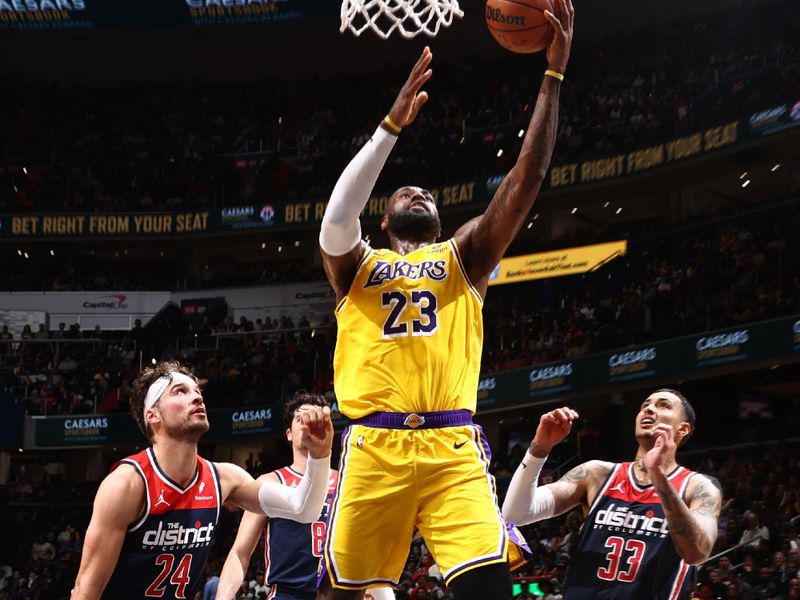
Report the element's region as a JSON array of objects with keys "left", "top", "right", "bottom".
[{"left": 485, "top": 0, "right": 554, "bottom": 54}]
